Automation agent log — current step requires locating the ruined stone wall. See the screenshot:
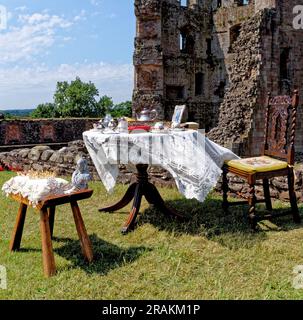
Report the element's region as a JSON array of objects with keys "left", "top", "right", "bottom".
[
  {"left": 208, "top": 9, "right": 270, "bottom": 154},
  {"left": 133, "top": 0, "right": 257, "bottom": 133},
  {"left": 134, "top": 0, "right": 303, "bottom": 156},
  {"left": 0, "top": 119, "right": 97, "bottom": 147},
  {"left": 133, "top": 0, "right": 227, "bottom": 131},
  {"left": 246, "top": 0, "right": 303, "bottom": 156},
  {"left": 254, "top": 0, "right": 276, "bottom": 12},
  {"left": 209, "top": 1, "right": 303, "bottom": 156}
]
